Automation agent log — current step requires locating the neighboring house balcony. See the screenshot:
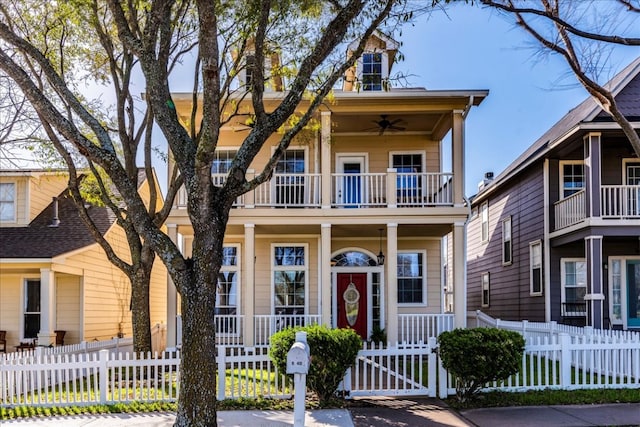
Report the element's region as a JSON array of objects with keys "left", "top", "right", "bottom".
[
  {"left": 174, "top": 171, "right": 455, "bottom": 210},
  {"left": 553, "top": 184, "right": 640, "bottom": 230}
]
